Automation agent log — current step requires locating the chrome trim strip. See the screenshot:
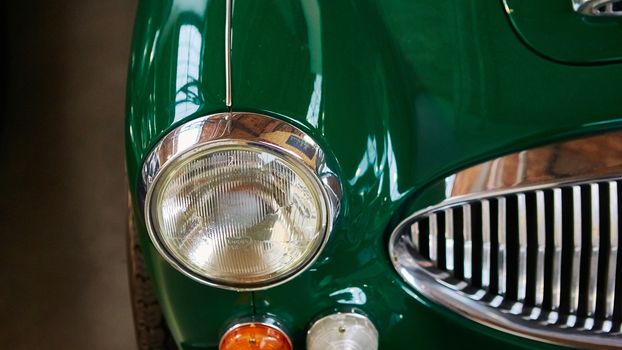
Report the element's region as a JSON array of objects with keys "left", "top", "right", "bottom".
[
  {"left": 463, "top": 204, "right": 473, "bottom": 283},
  {"left": 606, "top": 181, "right": 618, "bottom": 319},
  {"left": 429, "top": 213, "right": 438, "bottom": 265},
  {"left": 498, "top": 197, "right": 507, "bottom": 295},
  {"left": 445, "top": 209, "right": 455, "bottom": 272},
  {"left": 225, "top": 0, "right": 232, "bottom": 107},
  {"left": 140, "top": 112, "right": 342, "bottom": 291},
  {"left": 535, "top": 190, "right": 546, "bottom": 307},
  {"left": 570, "top": 185, "right": 582, "bottom": 314},
  {"left": 552, "top": 188, "right": 563, "bottom": 311},
  {"left": 481, "top": 200, "right": 491, "bottom": 289},
  {"left": 587, "top": 183, "right": 600, "bottom": 317}
]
